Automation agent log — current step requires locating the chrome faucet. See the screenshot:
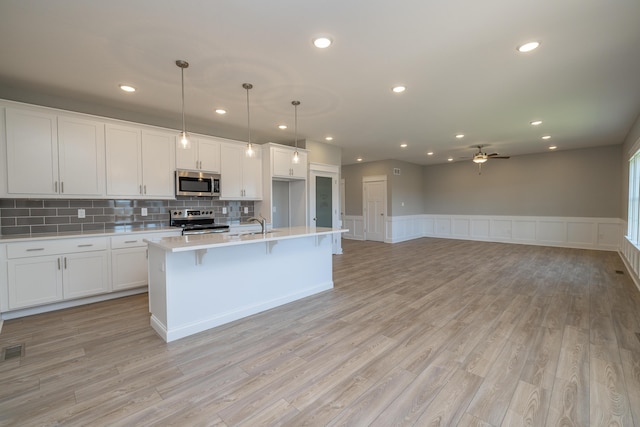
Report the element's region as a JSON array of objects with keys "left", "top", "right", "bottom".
[{"left": 248, "top": 214, "right": 267, "bottom": 235}]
